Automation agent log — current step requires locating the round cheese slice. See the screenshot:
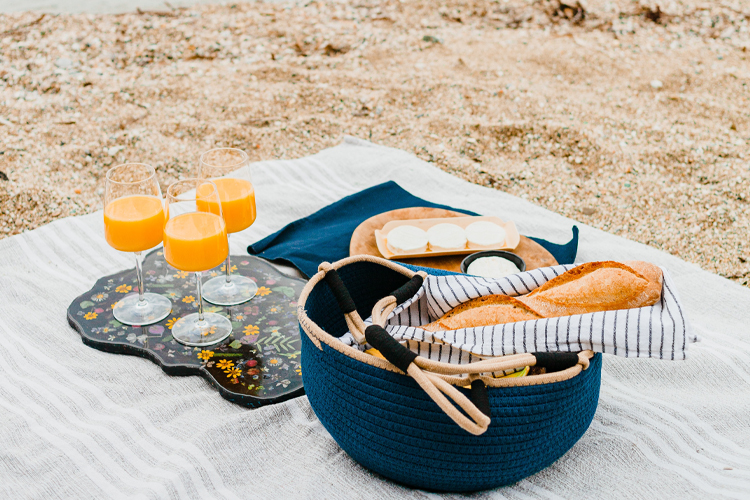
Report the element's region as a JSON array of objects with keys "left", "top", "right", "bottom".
[
  {"left": 466, "top": 221, "right": 507, "bottom": 250},
  {"left": 427, "top": 223, "right": 467, "bottom": 251},
  {"left": 386, "top": 225, "right": 428, "bottom": 254}
]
